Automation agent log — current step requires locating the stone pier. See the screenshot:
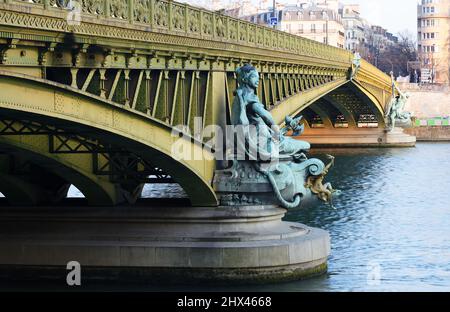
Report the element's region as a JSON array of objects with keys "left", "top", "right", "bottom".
[
  {"left": 297, "top": 127, "right": 416, "bottom": 148},
  {"left": 0, "top": 206, "right": 330, "bottom": 284}
]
